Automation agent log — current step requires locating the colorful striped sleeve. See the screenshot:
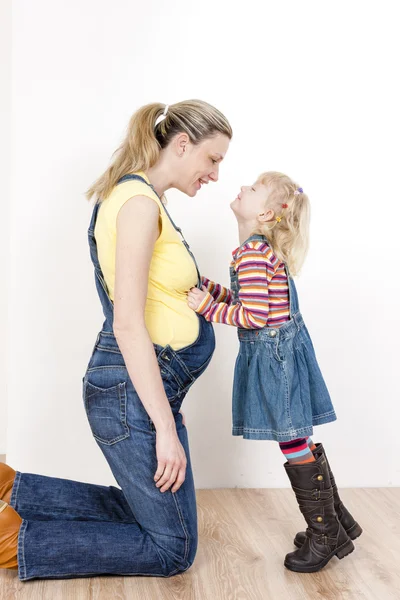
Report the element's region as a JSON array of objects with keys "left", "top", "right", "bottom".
[
  {"left": 201, "top": 276, "right": 233, "bottom": 304},
  {"left": 196, "top": 241, "right": 280, "bottom": 329}
]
